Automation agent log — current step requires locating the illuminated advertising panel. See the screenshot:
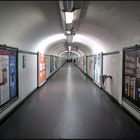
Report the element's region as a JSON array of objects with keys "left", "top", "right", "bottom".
[
  {"left": 94, "top": 53, "right": 102, "bottom": 86},
  {"left": 39, "top": 53, "right": 46, "bottom": 86},
  {"left": 123, "top": 47, "right": 140, "bottom": 108},
  {"left": 0, "top": 47, "right": 17, "bottom": 110}
]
